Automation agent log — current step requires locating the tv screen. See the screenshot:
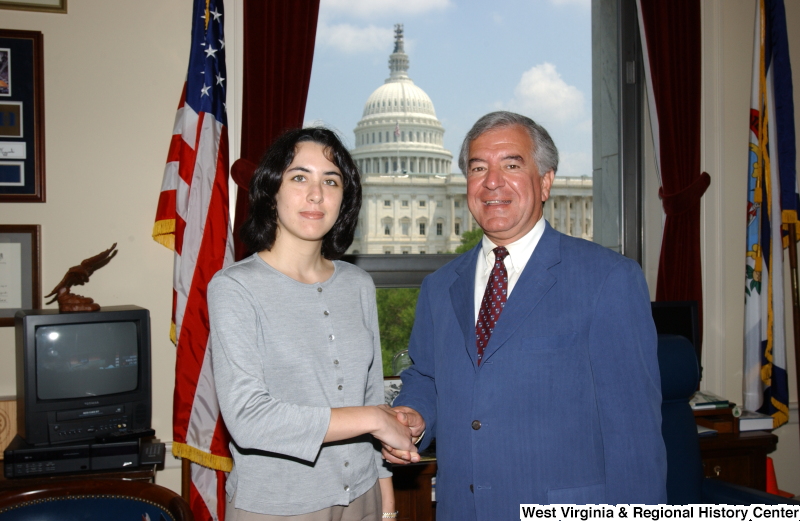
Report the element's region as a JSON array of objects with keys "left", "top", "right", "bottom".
[{"left": 35, "top": 322, "right": 139, "bottom": 400}]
